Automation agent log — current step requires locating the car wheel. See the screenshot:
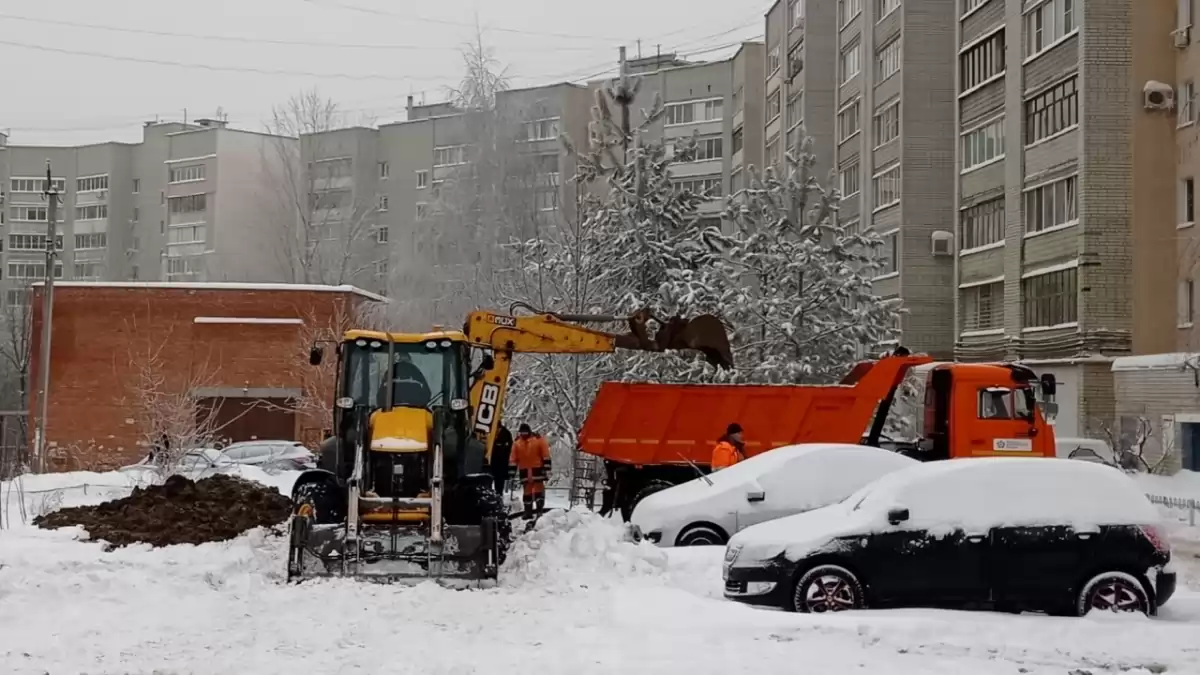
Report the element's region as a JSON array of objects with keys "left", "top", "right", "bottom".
[
  {"left": 676, "top": 524, "right": 727, "bottom": 547},
  {"left": 1076, "top": 571, "right": 1149, "bottom": 616},
  {"left": 792, "top": 565, "right": 864, "bottom": 613}
]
